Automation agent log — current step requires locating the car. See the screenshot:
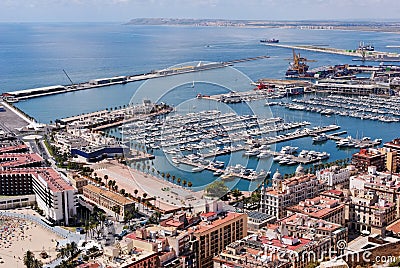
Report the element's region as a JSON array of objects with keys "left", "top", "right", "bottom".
[{"left": 120, "top": 230, "right": 128, "bottom": 237}]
